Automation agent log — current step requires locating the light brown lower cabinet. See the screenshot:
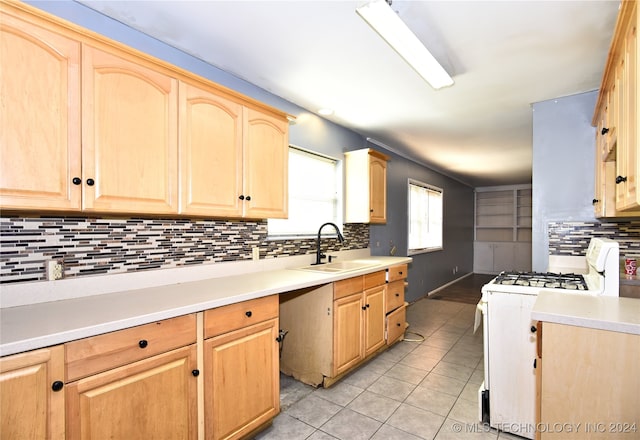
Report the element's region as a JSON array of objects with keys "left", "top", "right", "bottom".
[
  {"left": 203, "top": 319, "right": 279, "bottom": 440},
  {"left": 536, "top": 322, "right": 640, "bottom": 439},
  {"left": 280, "top": 268, "right": 407, "bottom": 388},
  {"left": 66, "top": 345, "right": 198, "bottom": 440},
  {"left": 0, "top": 345, "right": 65, "bottom": 439},
  {"left": 0, "top": 296, "right": 281, "bottom": 440},
  {"left": 203, "top": 294, "right": 280, "bottom": 440}
]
